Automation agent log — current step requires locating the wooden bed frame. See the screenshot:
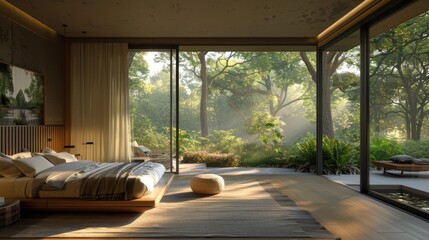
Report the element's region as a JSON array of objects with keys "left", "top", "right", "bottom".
[
  {"left": 373, "top": 161, "right": 429, "bottom": 176},
  {"left": 18, "top": 173, "right": 174, "bottom": 212}
]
